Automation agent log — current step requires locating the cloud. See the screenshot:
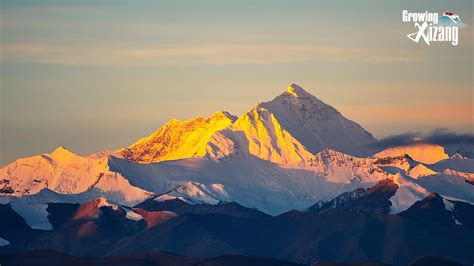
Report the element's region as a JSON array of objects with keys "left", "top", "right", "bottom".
[
  {"left": 368, "top": 129, "right": 474, "bottom": 149},
  {"left": 424, "top": 129, "right": 474, "bottom": 145},
  {"left": 368, "top": 132, "right": 419, "bottom": 148},
  {"left": 1, "top": 43, "right": 418, "bottom": 66}
]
